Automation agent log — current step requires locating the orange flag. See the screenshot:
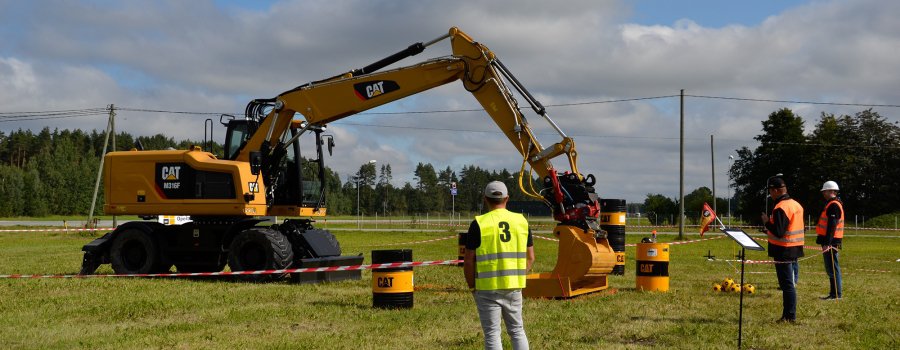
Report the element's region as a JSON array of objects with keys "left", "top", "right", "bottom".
[{"left": 699, "top": 202, "right": 716, "bottom": 237}]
